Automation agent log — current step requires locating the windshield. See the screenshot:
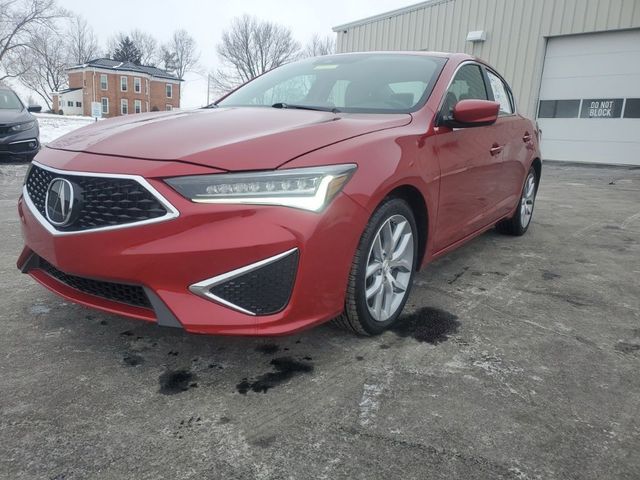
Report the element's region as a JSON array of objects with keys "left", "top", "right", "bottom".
[
  {"left": 217, "top": 53, "right": 447, "bottom": 114},
  {"left": 0, "top": 89, "right": 23, "bottom": 110}
]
